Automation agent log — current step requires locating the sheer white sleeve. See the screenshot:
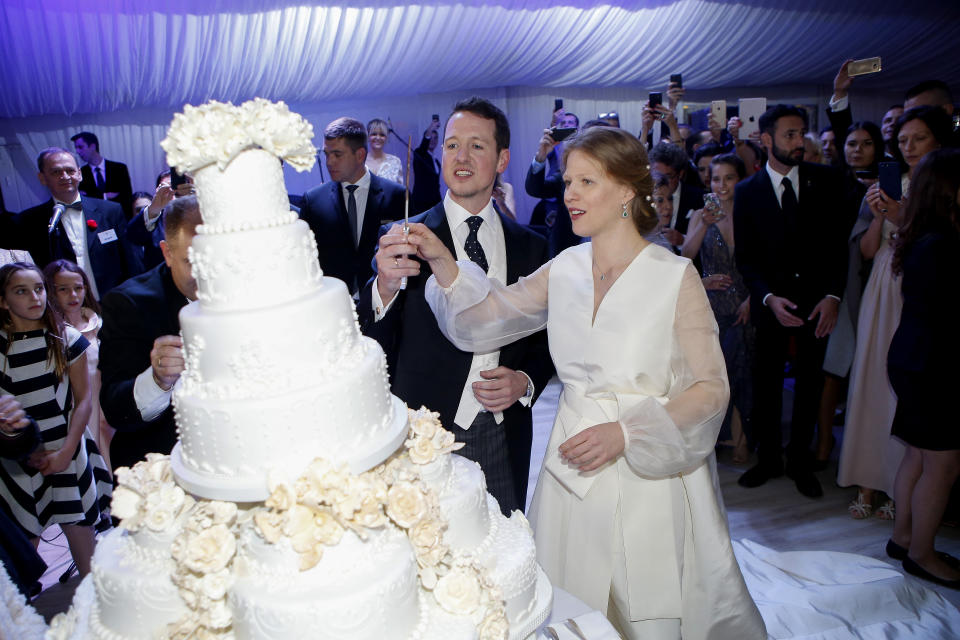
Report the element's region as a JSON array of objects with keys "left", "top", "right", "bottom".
[
  {"left": 619, "top": 264, "right": 729, "bottom": 477},
  {"left": 425, "top": 259, "right": 551, "bottom": 353}
]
